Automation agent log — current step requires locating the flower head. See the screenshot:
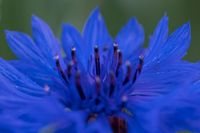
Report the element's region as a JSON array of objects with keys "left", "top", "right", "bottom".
[{"left": 1, "top": 8, "right": 200, "bottom": 132}]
